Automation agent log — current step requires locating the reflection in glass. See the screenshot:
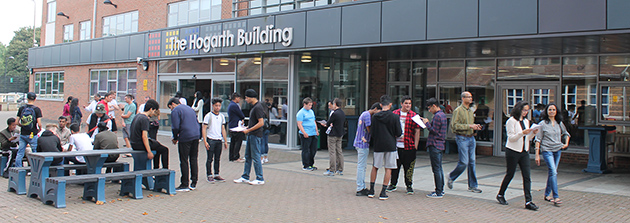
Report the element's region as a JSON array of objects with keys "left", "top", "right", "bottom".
[
  {"left": 467, "top": 60, "right": 495, "bottom": 142},
  {"left": 213, "top": 57, "right": 236, "bottom": 72},
  {"left": 563, "top": 56, "right": 597, "bottom": 147},
  {"left": 438, "top": 60, "right": 464, "bottom": 82},
  {"left": 213, "top": 80, "right": 234, "bottom": 113},
  {"left": 237, "top": 56, "right": 261, "bottom": 117},
  {"left": 599, "top": 55, "right": 630, "bottom": 82},
  {"left": 604, "top": 86, "right": 629, "bottom": 122},
  {"left": 388, "top": 62, "right": 411, "bottom": 82},
  {"left": 158, "top": 60, "right": 177, "bottom": 73},
  {"left": 179, "top": 58, "right": 211, "bottom": 73},
  {"left": 389, "top": 85, "right": 411, "bottom": 111},
  {"left": 498, "top": 57, "right": 560, "bottom": 81}
]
